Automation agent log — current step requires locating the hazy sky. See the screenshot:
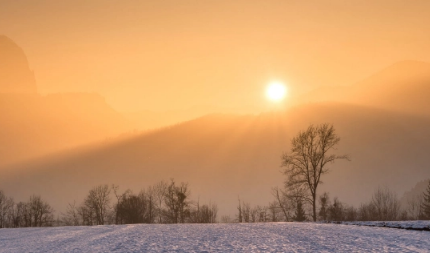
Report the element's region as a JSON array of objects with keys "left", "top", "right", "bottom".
[{"left": 1, "top": 0, "right": 430, "bottom": 112}]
